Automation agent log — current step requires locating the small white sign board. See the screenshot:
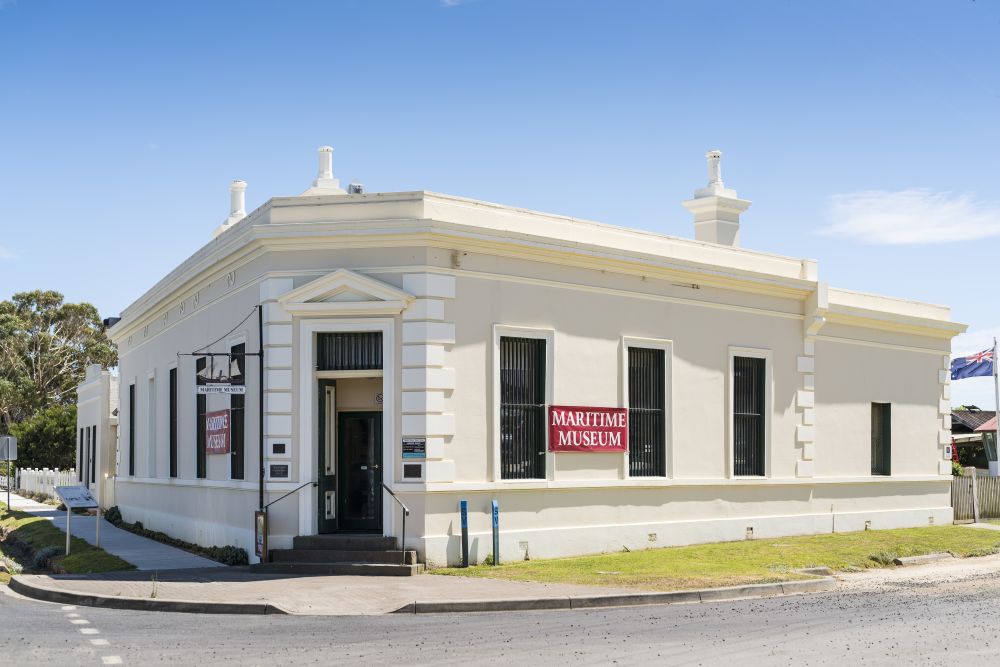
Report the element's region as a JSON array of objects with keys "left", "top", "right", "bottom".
[
  {"left": 196, "top": 384, "right": 246, "bottom": 394},
  {"left": 55, "top": 485, "right": 99, "bottom": 509}
]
